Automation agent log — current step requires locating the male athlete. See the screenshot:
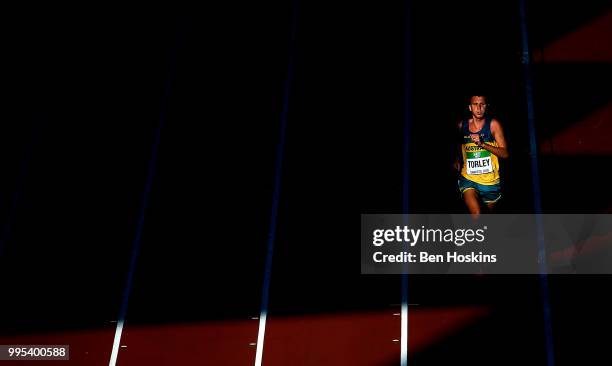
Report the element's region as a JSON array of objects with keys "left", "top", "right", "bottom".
[{"left": 455, "top": 95, "right": 509, "bottom": 216}]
